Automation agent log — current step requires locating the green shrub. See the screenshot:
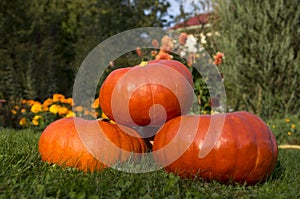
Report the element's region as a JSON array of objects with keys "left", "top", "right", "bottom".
[{"left": 211, "top": 0, "right": 300, "bottom": 119}]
